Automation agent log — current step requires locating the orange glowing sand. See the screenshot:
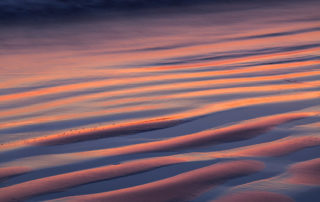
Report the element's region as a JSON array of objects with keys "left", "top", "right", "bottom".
[{"left": 50, "top": 160, "right": 264, "bottom": 202}]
